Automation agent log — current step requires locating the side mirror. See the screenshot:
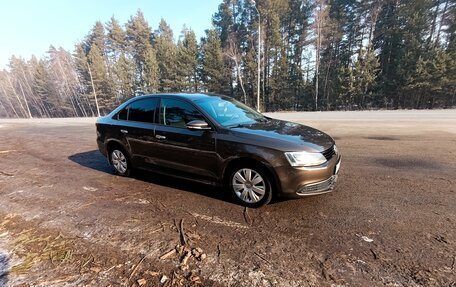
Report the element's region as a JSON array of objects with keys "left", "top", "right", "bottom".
[{"left": 186, "top": 120, "right": 211, "bottom": 130}]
